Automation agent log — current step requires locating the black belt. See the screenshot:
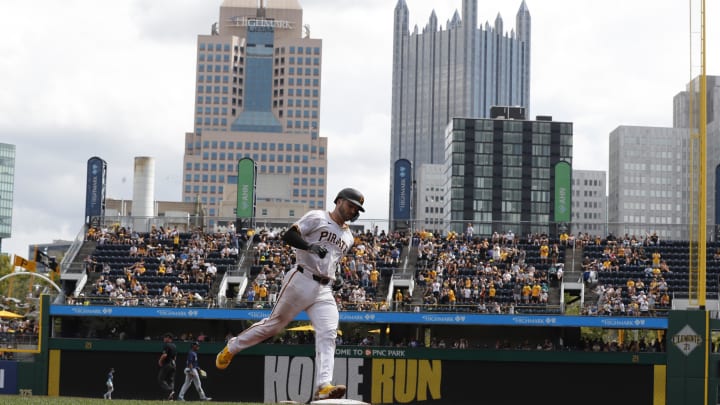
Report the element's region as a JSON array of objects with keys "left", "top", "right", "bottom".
[{"left": 296, "top": 265, "right": 331, "bottom": 285}]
